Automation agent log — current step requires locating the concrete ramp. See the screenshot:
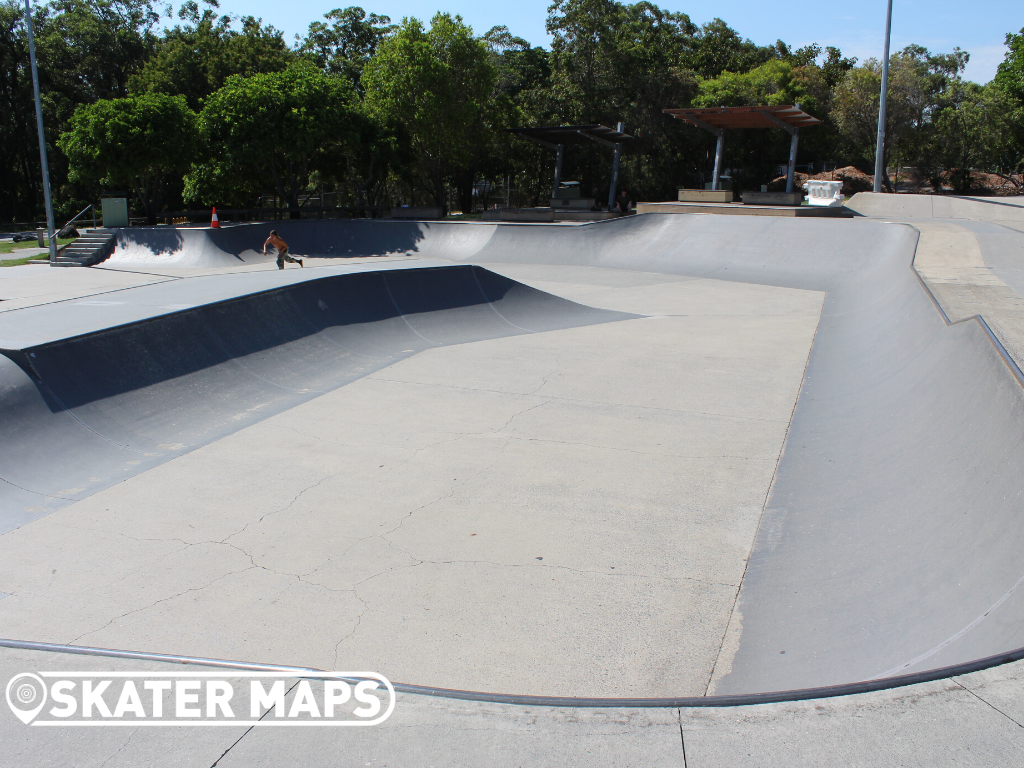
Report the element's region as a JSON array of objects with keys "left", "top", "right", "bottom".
[
  {"left": 104, "top": 220, "right": 497, "bottom": 268},
  {"left": 4, "top": 214, "right": 1024, "bottom": 697},
  {"left": 441, "top": 215, "right": 1024, "bottom": 692},
  {"left": 0, "top": 265, "right": 632, "bottom": 529}
]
